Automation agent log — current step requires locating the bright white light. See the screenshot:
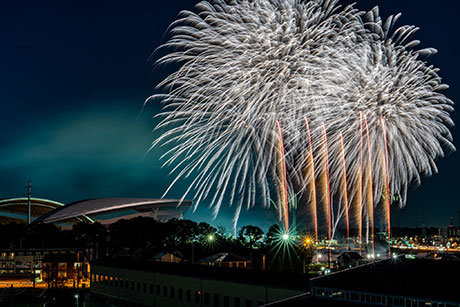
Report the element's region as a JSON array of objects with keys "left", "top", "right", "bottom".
[{"left": 282, "top": 234, "right": 289, "bottom": 241}]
